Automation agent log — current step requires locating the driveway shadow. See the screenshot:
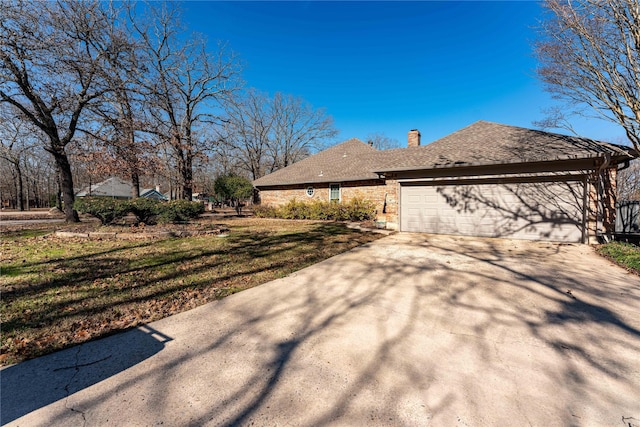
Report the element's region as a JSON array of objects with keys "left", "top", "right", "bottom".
[{"left": 0, "top": 325, "right": 171, "bottom": 424}]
